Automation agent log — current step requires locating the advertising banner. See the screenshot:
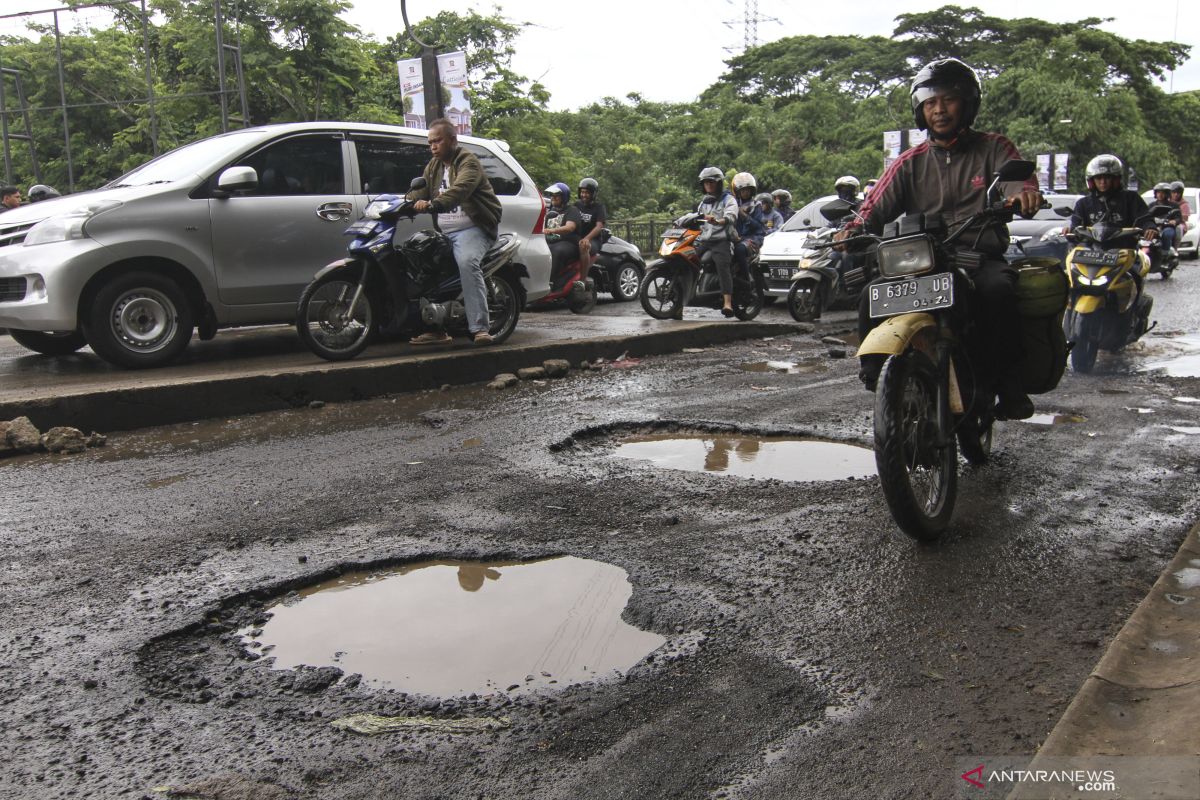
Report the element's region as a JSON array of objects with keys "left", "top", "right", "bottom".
[
  {"left": 436, "top": 50, "right": 472, "bottom": 135},
  {"left": 397, "top": 57, "right": 425, "bottom": 130},
  {"left": 907, "top": 128, "right": 928, "bottom": 148},
  {"left": 883, "top": 131, "right": 902, "bottom": 171},
  {"left": 1053, "top": 154, "right": 1069, "bottom": 191},
  {"left": 1036, "top": 154, "right": 1051, "bottom": 192}
]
